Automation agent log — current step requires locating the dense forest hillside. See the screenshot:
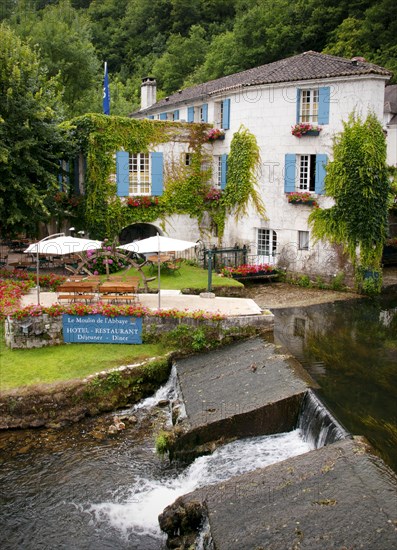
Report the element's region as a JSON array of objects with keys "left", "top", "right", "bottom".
[{"left": 1, "top": 0, "right": 396, "bottom": 116}]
